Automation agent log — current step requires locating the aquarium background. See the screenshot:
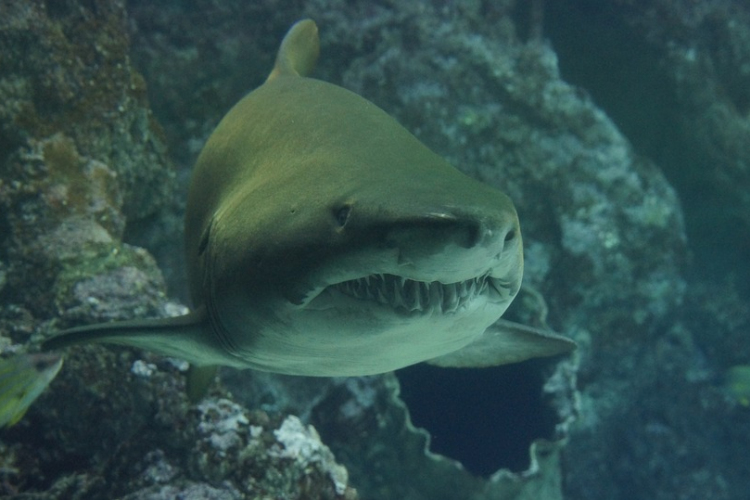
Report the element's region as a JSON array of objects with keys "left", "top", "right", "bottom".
[{"left": 0, "top": 0, "right": 749, "bottom": 499}]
